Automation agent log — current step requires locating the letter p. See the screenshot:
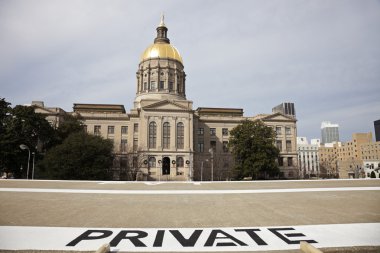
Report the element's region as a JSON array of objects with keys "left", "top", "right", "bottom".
[{"left": 67, "top": 230, "right": 113, "bottom": 246}]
